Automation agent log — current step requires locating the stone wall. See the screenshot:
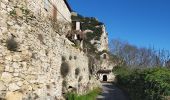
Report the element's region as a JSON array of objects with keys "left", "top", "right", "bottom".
[
  {"left": 0, "top": 0, "right": 100, "bottom": 100},
  {"left": 8, "top": 0, "right": 72, "bottom": 22}
]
